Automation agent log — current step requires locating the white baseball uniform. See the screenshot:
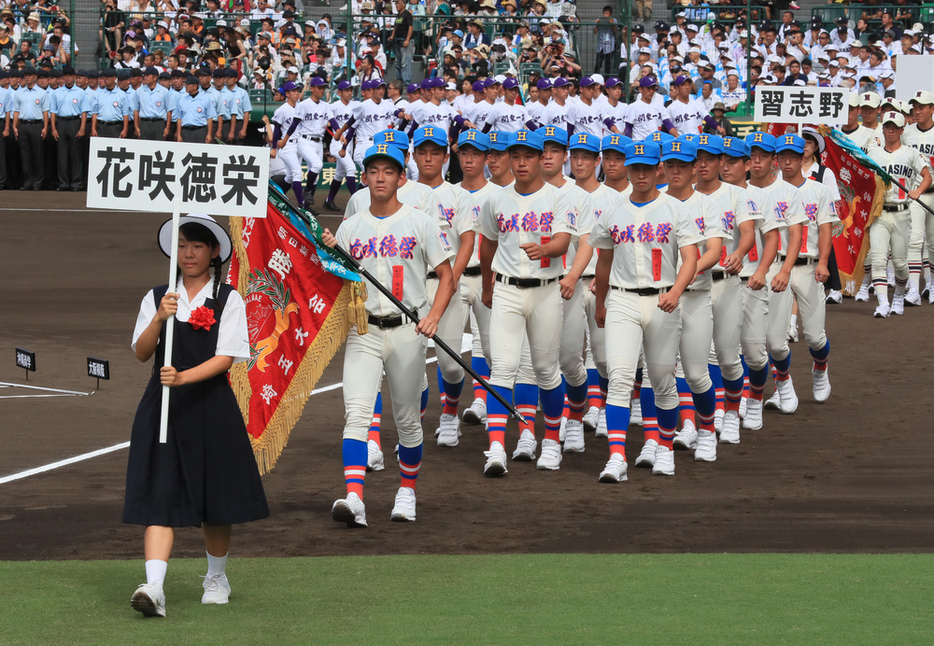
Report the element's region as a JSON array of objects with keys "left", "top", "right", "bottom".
[
  {"left": 742, "top": 183, "right": 784, "bottom": 372},
  {"left": 271, "top": 101, "right": 302, "bottom": 182},
  {"left": 327, "top": 98, "right": 358, "bottom": 182},
  {"left": 582, "top": 183, "right": 623, "bottom": 379},
  {"left": 484, "top": 100, "right": 532, "bottom": 133},
  {"left": 902, "top": 122, "right": 934, "bottom": 291},
  {"left": 350, "top": 98, "right": 397, "bottom": 169},
  {"left": 666, "top": 96, "right": 709, "bottom": 134},
  {"left": 841, "top": 124, "right": 882, "bottom": 152},
  {"left": 789, "top": 177, "right": 835, "bottom": 350},
  {"left": 455, "top": 180, "right": 499, "bottom": 362},
  {"left": 627, "top": 98, "right": 674, "bottom": 141},
  {"left": 293, "top": 96, "right": 329, "bottom": 176},
  {"left": 344, "top": 177, "right": 433, "bottom": 219}
]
